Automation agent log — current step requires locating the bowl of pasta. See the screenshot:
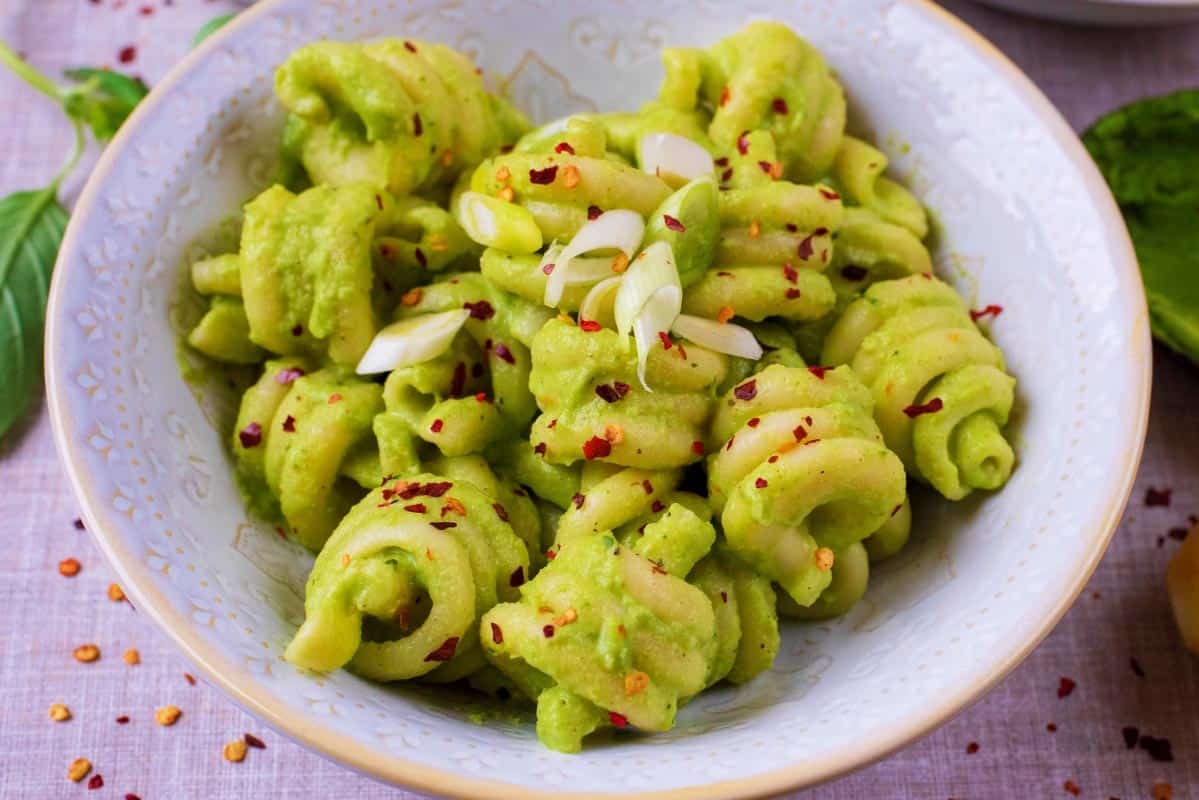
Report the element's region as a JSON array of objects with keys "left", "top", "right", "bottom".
[{"left": 46, "top": 0, "right": 1150, "bottom": 796}]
